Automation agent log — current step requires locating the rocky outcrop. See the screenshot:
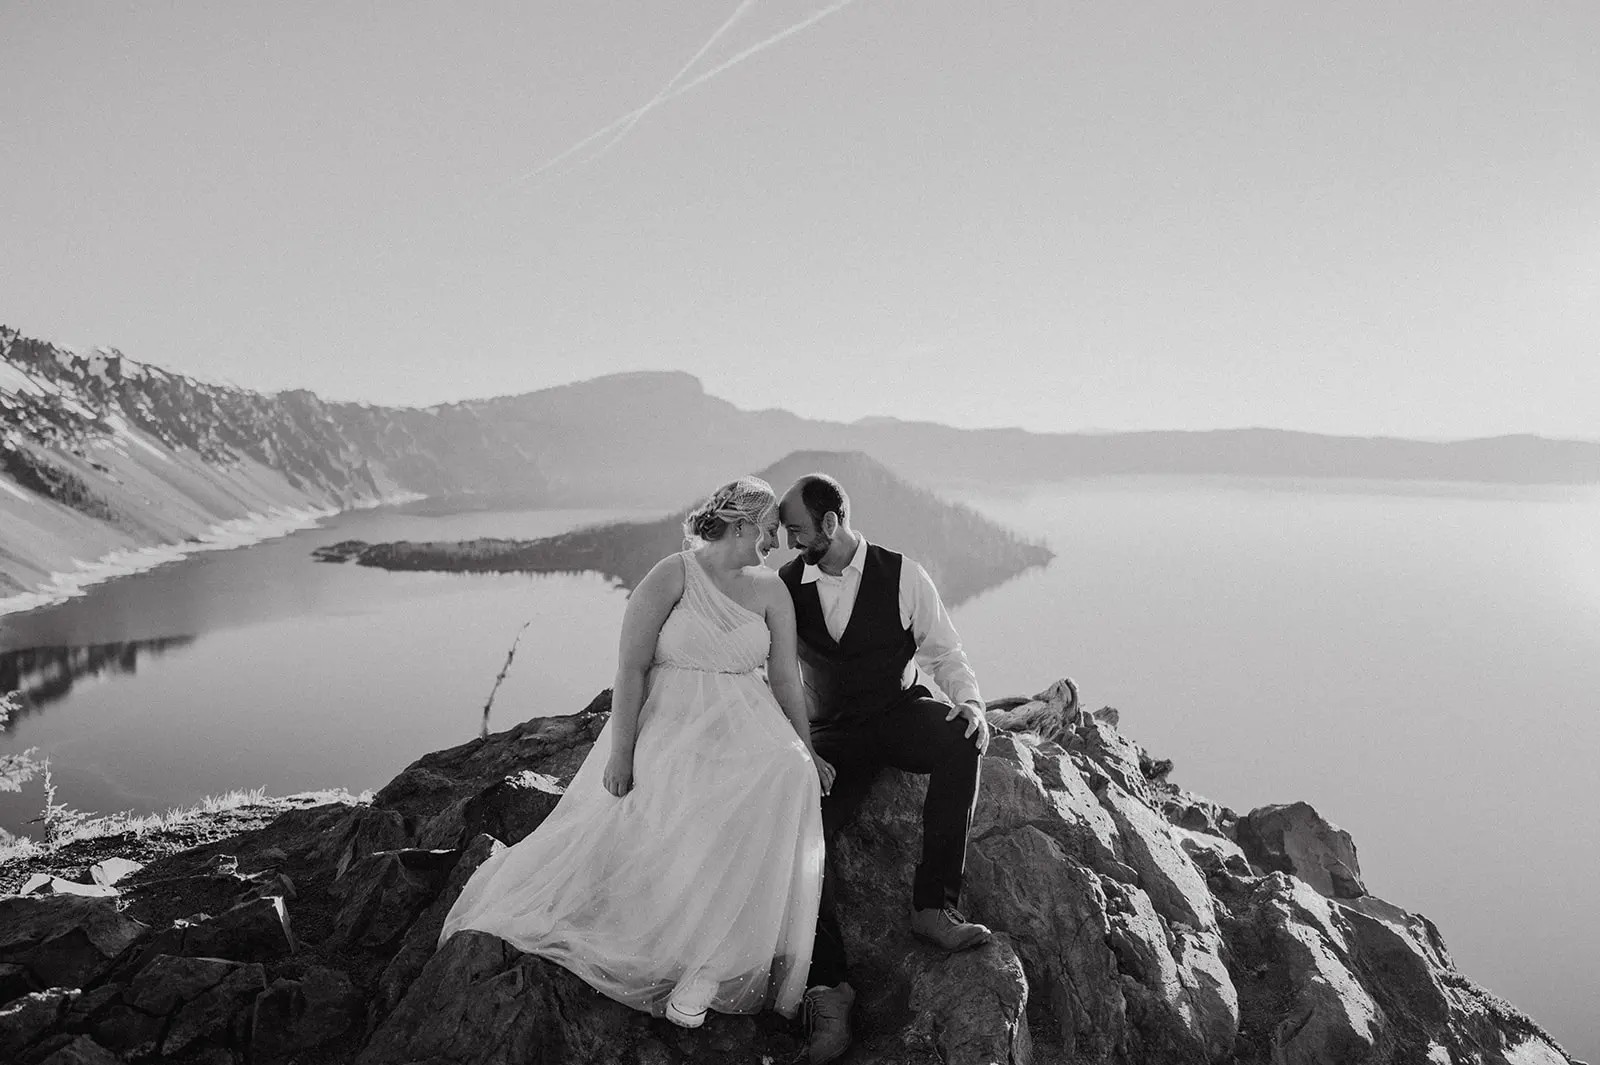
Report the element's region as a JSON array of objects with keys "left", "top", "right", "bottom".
[
  {"left": 1236, "top": 801, "right": 1366, "bottom": 900},
  {"left": 0, "top": 682, "right": 1578, "bottom": 1064}
]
